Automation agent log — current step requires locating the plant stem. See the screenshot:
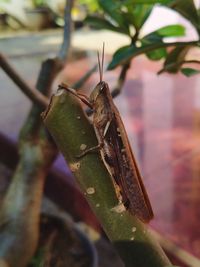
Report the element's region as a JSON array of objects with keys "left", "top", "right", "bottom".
[
  {"left": 0, "top": 134, "right": 57, "bottom": 267},
  {"left": 158, "top": 59, "right": 200, "bottom": 74},
  {"left": 151, "top": 229, "right": 200, "bottom": 267},
  {"left": 0, "top": 58, "right": 60, "bottom": 267},
  {"left": 183, "top": 60, "right": 200, "bottom": 64},
  {"left": 0, "top": 53, "right": 49, "bottom": 108},
  {"left": 111, "top": 62, "right": 130, "bottom": 98},
  {"left": 43, "top": 88, "right": 171, "bottom": 267},
  {"left": 58, "top": 0, "right": 74, "bottom": 61}
]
